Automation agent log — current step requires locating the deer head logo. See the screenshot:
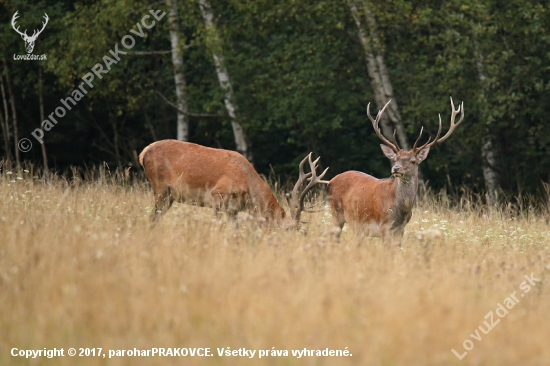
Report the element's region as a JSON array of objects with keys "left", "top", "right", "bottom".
[{"left": 11, "top": 11, "right": 49, "bottom": 54}]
